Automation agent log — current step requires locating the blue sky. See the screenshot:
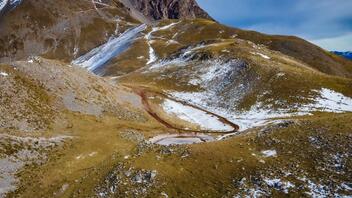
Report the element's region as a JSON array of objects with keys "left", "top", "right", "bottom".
[{"left": 196, "top": 0, "right": 352, "bottom": 51}]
